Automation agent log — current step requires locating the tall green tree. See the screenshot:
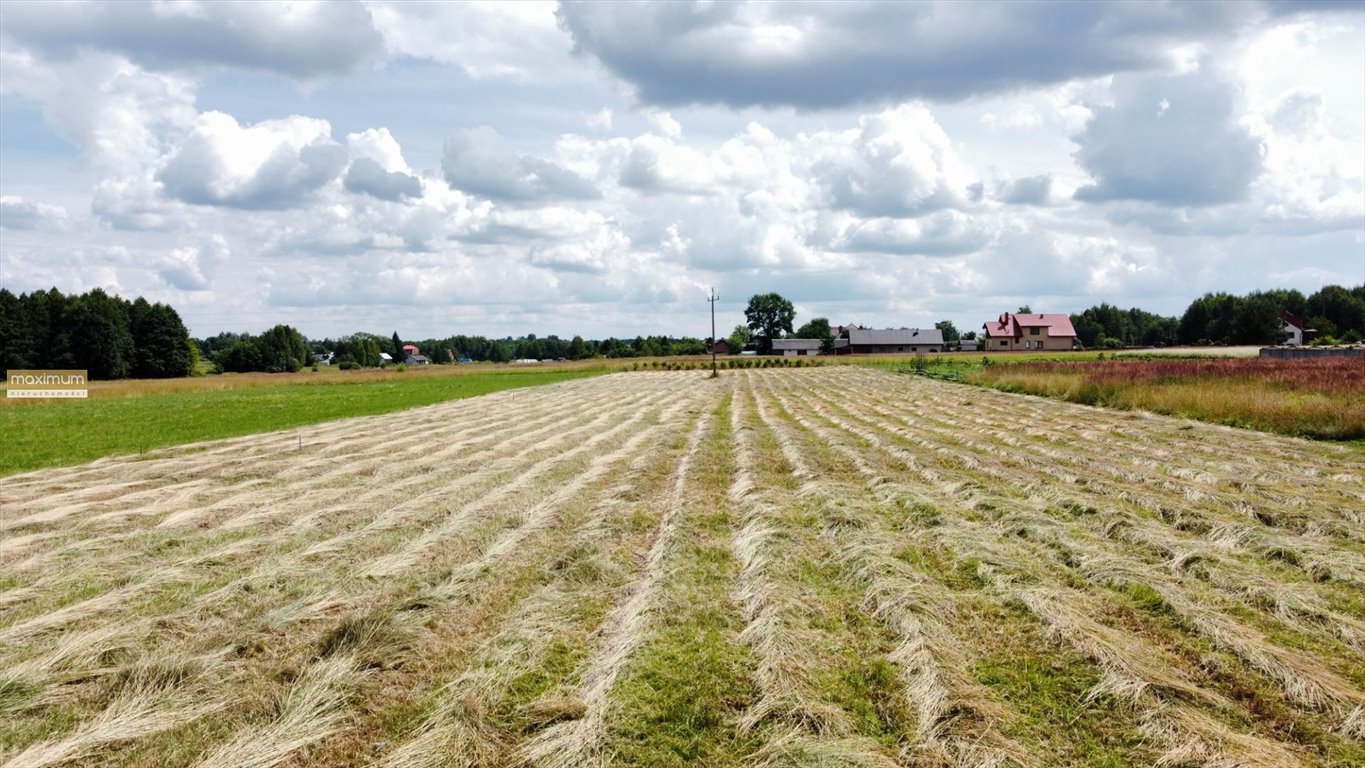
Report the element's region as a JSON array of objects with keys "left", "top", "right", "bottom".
[
  {"left": 726, "top": 324, "right": 752, "bottom": 352},
  {"left": 61, "top": 289, "right": 134, "bottom": 379},
  {"left": 744, "top": 293, "right": 795, "bottom": 355},
  {"left": 258, "top": 324, "right": 309, "bottom": 373},
  {"left": 391, "top": 331, "right": 403, "bottom": 360},
  {"left": 129, "top": 298, "right": 195, "bottom": 378},
  {"left": 795, "top": 317, "right": 835, "bottom": 354},
  {"left": 934, "top": 320, "right": 960, "bottom": 344}
]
